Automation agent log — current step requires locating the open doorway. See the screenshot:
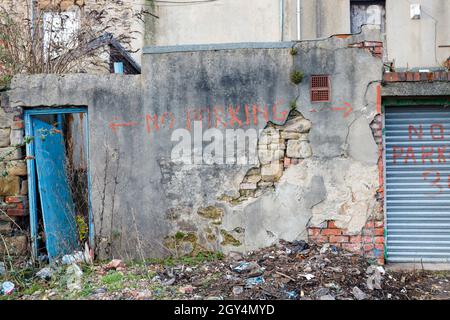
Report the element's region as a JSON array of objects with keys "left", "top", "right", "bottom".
[{"left": 24, "top": 108, "right": 91, "bottom": 263}]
